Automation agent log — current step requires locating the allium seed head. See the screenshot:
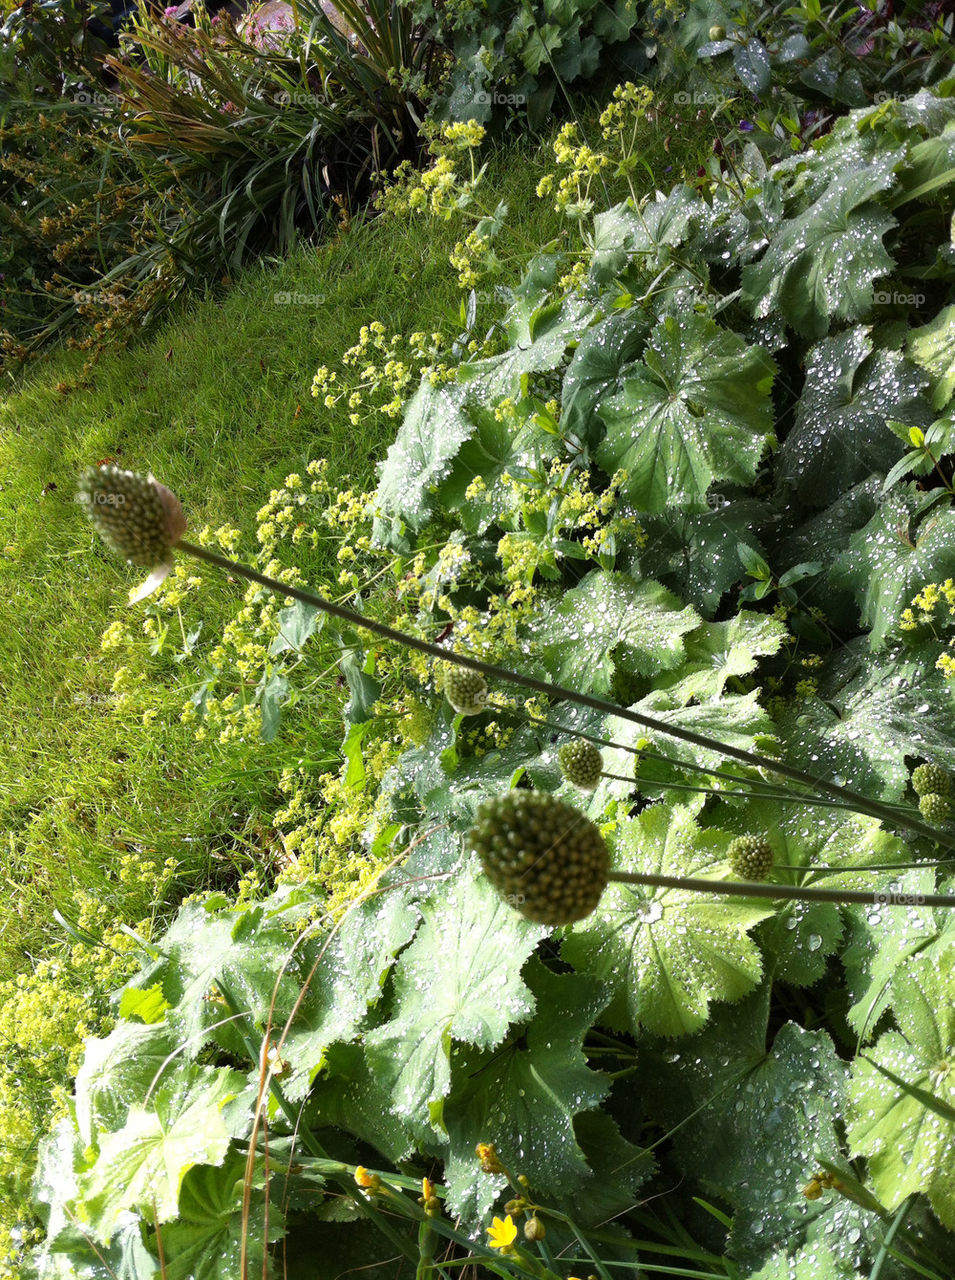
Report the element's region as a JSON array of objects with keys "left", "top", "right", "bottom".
[
  {"left": 727, "top": 835, "right": 774, "bottom": 881},
  {"left": 558, "top": 739, "right": 603, "bottom": 790},
  {"left": 468, "top": 791, "right": 609, "bottom": 926},
  {"left": 78, "top": 465, "right": 186, "bottom": 601},
  {"left": 919, "top": 792, "right": 951, "bottom": 823},
  {"left": 911, "top": 763, "right": 951, "bottom": 798},
  {"left": 78, "top": 465, "right": 185, "bottom": 567},
  {"left": 444, "top": 665, "right": 488, "bottom": 716}
]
